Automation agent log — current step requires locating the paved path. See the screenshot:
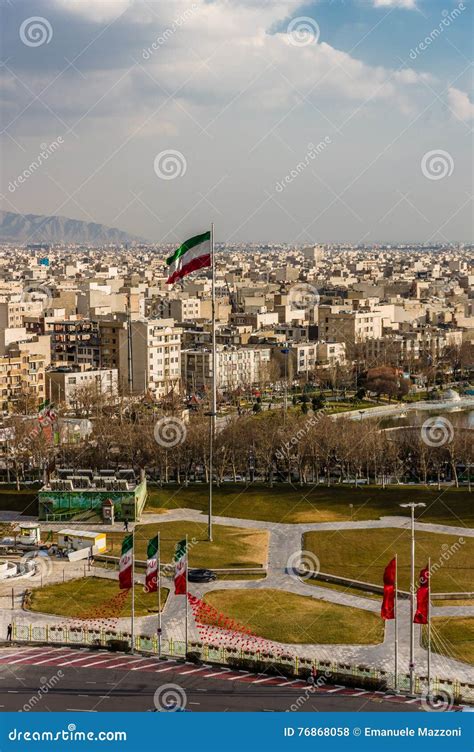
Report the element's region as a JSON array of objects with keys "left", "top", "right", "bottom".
[{"left": 1, "top": 507, "right": 472, "bottom": 683}]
